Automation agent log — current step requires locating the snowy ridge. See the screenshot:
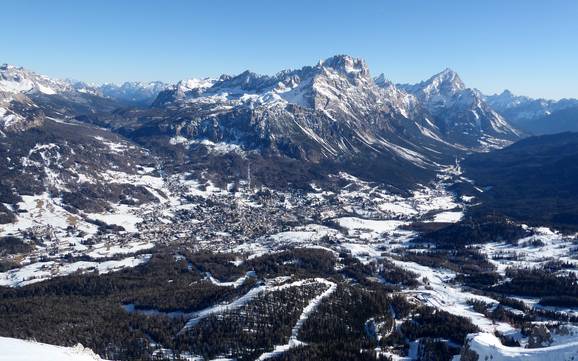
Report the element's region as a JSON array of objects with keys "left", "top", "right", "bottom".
[
  {"left": 157, "top": 54, "right": 417, "bottom": 118},
  {"left": 486, "top": 89, "right": 578, "bottom": 124}
]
